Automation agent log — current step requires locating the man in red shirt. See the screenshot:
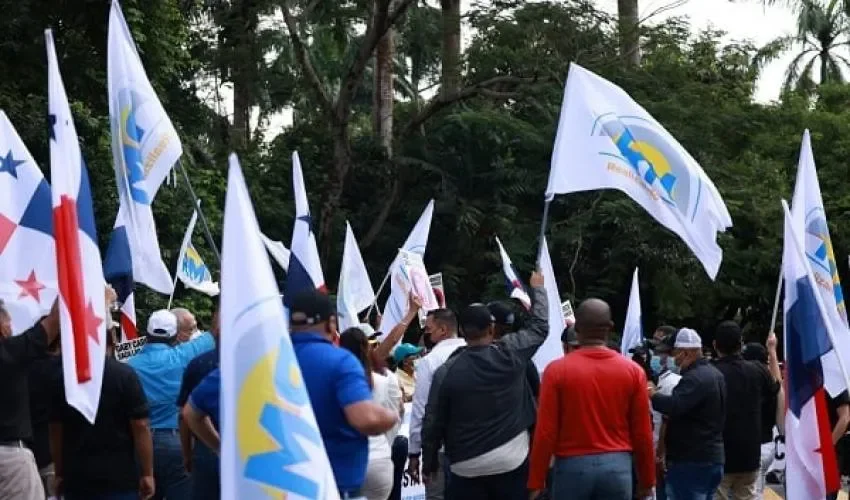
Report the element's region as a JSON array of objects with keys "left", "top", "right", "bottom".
[{"left": 528, "top": 298, "right": 655, "bottom": 499}]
